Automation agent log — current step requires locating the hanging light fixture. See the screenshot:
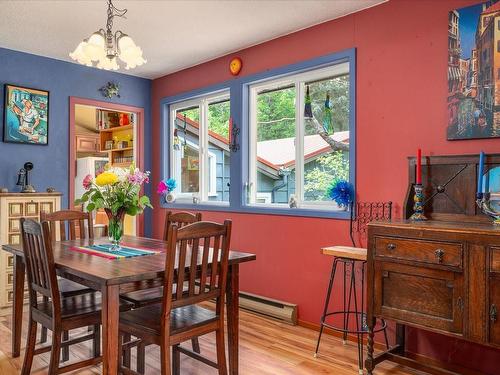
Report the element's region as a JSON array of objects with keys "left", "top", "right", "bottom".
[{"left": 70, "top": 0, "right": 146, "bottom": 71}]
